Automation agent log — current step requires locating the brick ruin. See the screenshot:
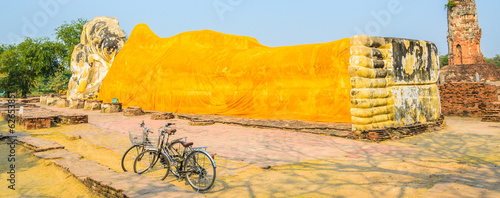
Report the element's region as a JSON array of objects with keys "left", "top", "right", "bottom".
[
  {"left": 439, "top": 82, "right": 497, "bottom": 117},
  {"left": 447, "top": 0, "right": 484, "bottom": 65},
  {"left": 441, "top": 0, "right": 500, "bottom": 83},
  {"left": 438, "top": 0, "right": 500, "bottom": 123}
]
